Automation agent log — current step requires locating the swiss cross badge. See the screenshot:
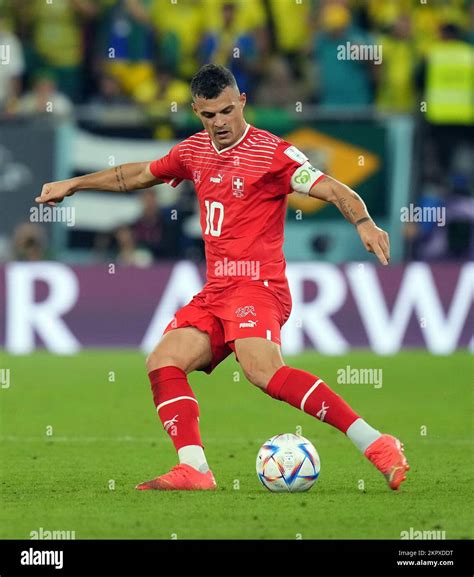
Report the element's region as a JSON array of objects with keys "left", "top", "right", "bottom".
[{"left": 232, "top": 176, "right": 245, "bottom": 198}]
